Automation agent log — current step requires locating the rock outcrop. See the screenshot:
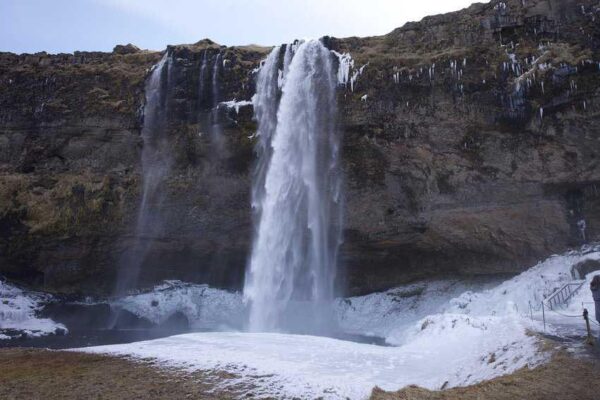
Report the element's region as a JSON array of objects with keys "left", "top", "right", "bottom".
[{"left": 1, "top": 0, "right": 599, "bottom": 296}]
